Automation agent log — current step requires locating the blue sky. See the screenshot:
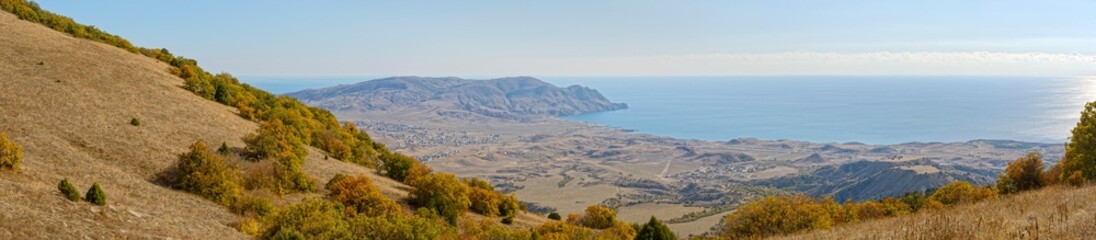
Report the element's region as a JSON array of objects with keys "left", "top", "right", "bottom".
[{"left": 37, "top": 1, "right": 1096, "bottom": 77}]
